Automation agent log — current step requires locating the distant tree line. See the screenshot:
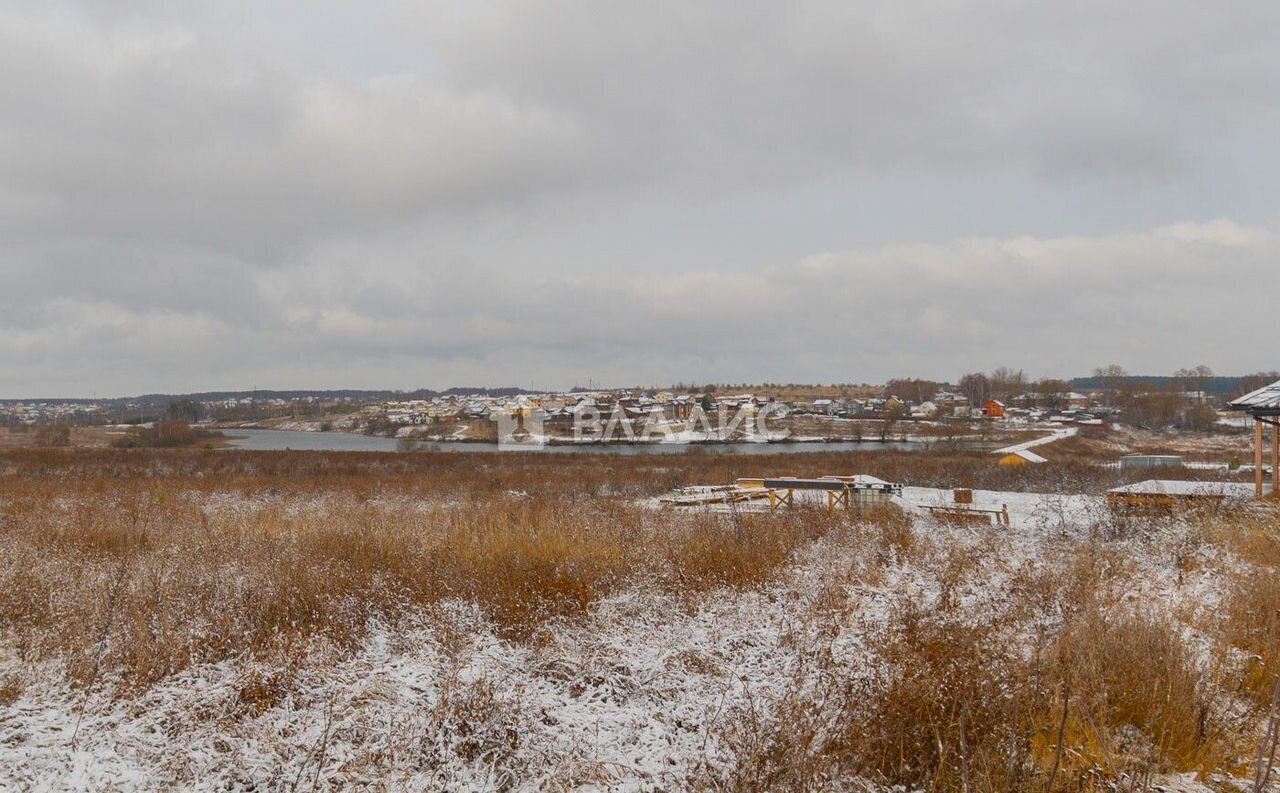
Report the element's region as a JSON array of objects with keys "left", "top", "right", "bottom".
[{"left": 111, "top": 421, "right": 223, "bottom": 449}]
